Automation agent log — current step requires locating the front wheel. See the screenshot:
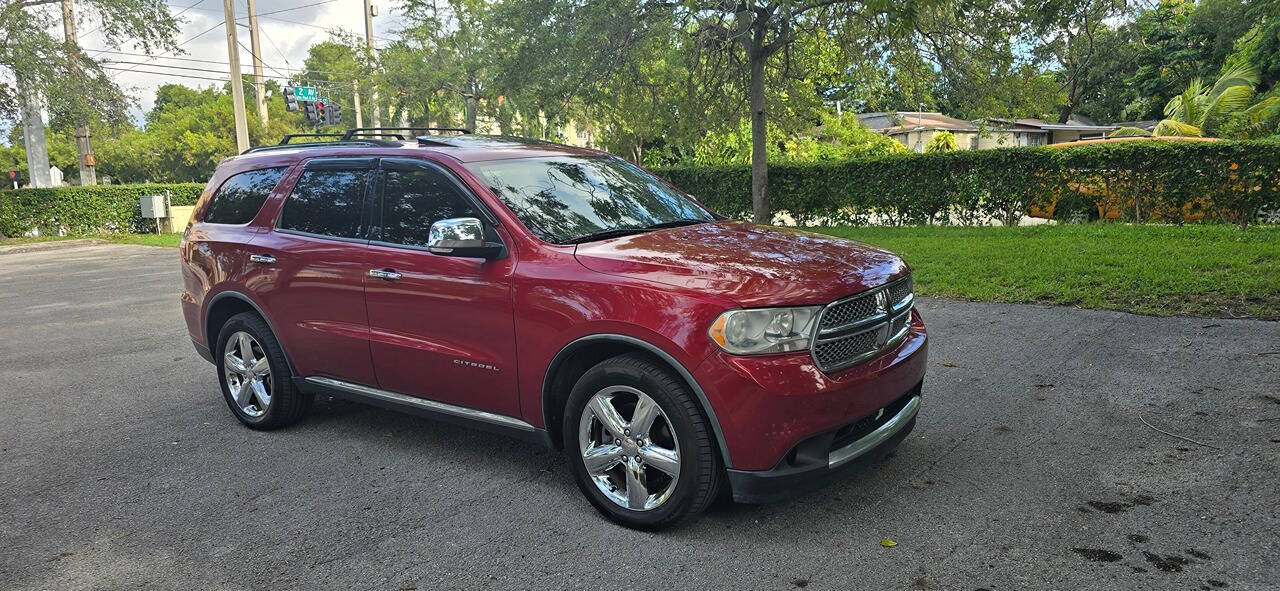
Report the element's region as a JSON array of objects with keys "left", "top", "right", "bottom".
[{"left": 563, "top": 353, "right": 721, "bottom": 530}]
